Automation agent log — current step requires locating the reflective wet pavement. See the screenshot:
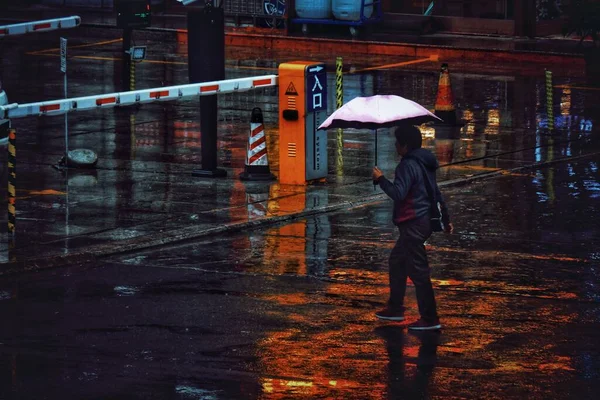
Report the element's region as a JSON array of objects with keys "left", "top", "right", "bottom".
[
  {"left": 0, "top": 14, "right": 599, "bottom": 399},
  {"left": 0, "top": 157, "right": 599, "bottom": 399}
]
